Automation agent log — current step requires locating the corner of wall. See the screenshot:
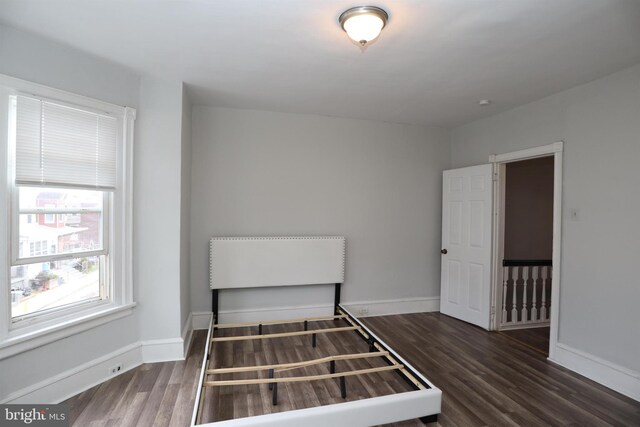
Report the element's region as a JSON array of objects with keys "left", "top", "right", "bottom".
[{"left": 181, "top": 312, "right": 194, "bottom": 358}]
